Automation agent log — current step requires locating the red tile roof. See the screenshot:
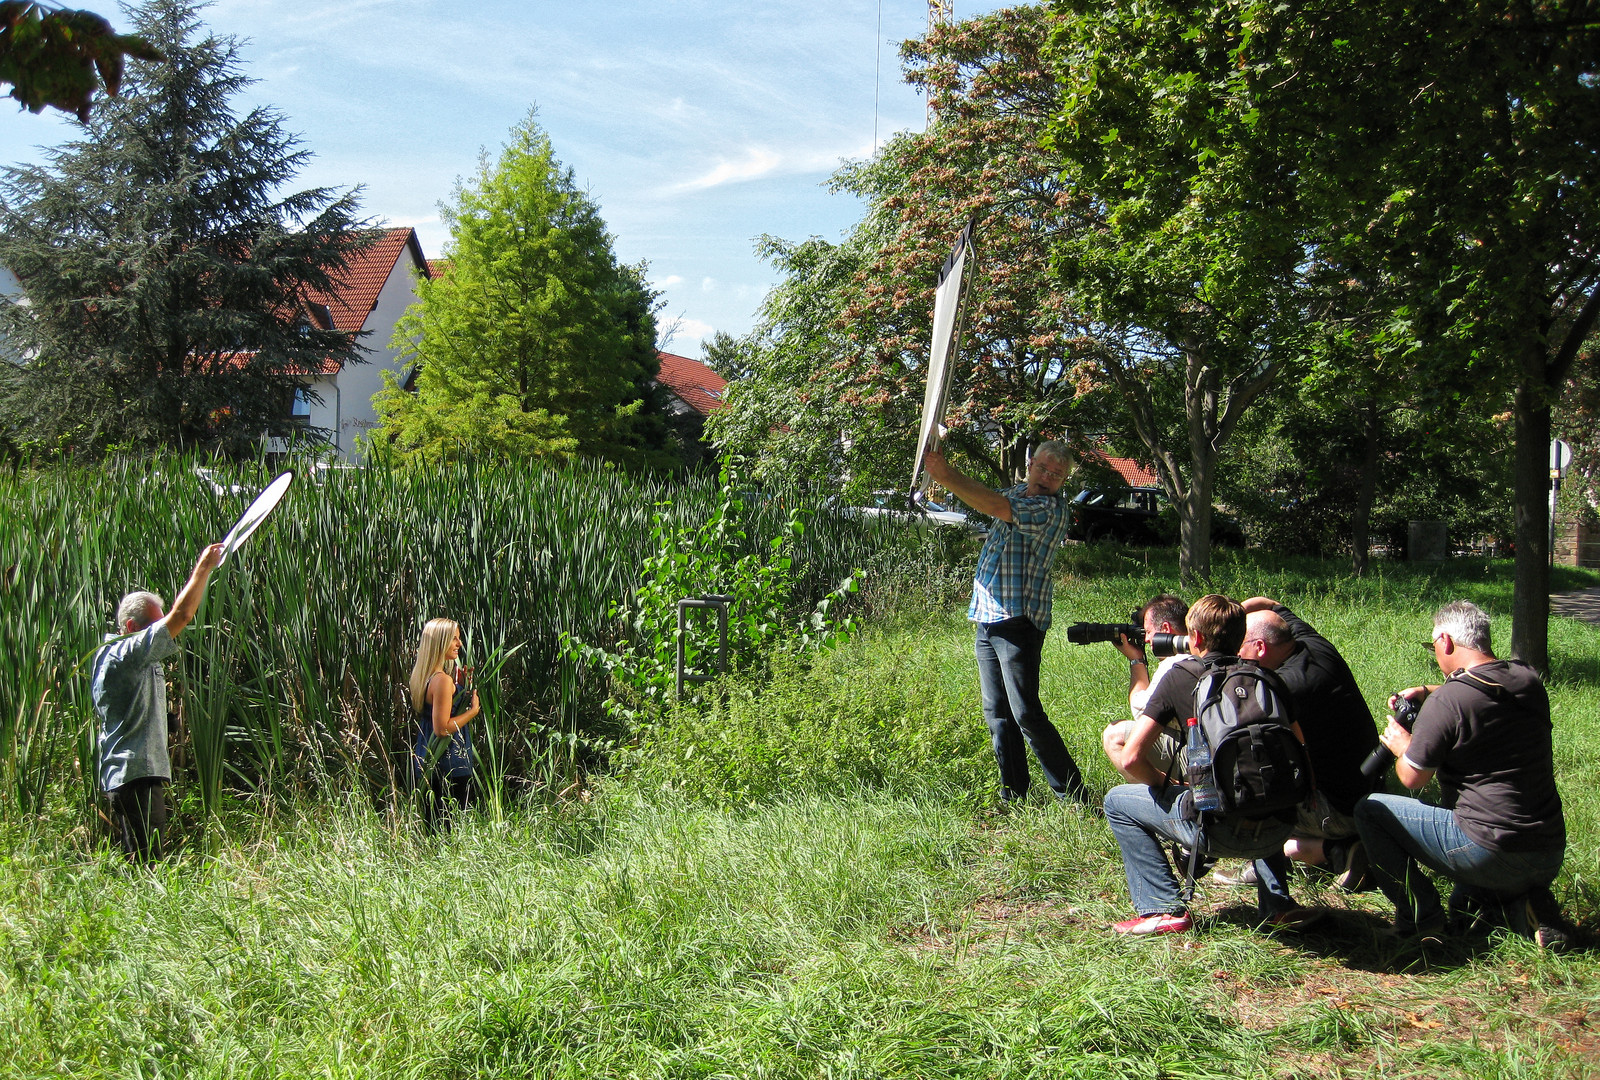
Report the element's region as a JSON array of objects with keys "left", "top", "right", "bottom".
[
  {"left": 1090, "top": 451, "right": 1160, "bottom": 487},
  {"left": 656, "top": 350, "right": 726, "bottom": 416},
  {"left": 305, "top": 227, "right": 428, "bottom": 335},
  {"left": 427, "top": 258, "right": 452, "bottom": 278}
]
